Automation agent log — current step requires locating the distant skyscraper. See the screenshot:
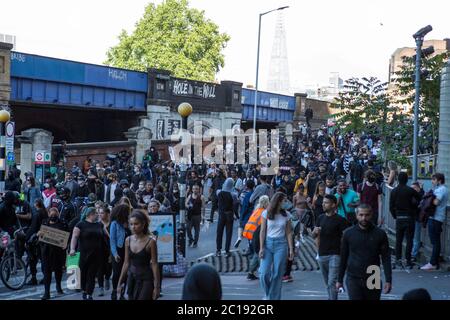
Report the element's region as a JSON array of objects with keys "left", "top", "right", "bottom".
[{"left": 267, "top": 11, "right": 290, "bottom": 94}]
